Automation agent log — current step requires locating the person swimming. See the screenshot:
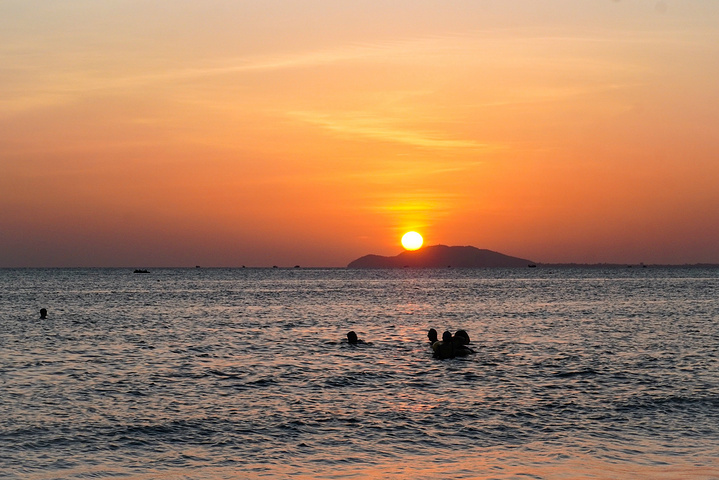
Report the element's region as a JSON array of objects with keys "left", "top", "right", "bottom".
[
  {"left": 39, "top": 308, "right": 47, "bottom": 319},
  {"left": 454, "top": 330, "right": 470, "bottom": 346},
  {"left": 346, "top": 331, "right": 366, "bottom": 345},
  {"left": 452, "top": 330, "right": 475, "bottom": 354},
  {"left": 427, "top": 328, "right": 438, "bottom": 344},
  {"left": 432, "top": 331, "right": 455, "bottom": 359}
]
